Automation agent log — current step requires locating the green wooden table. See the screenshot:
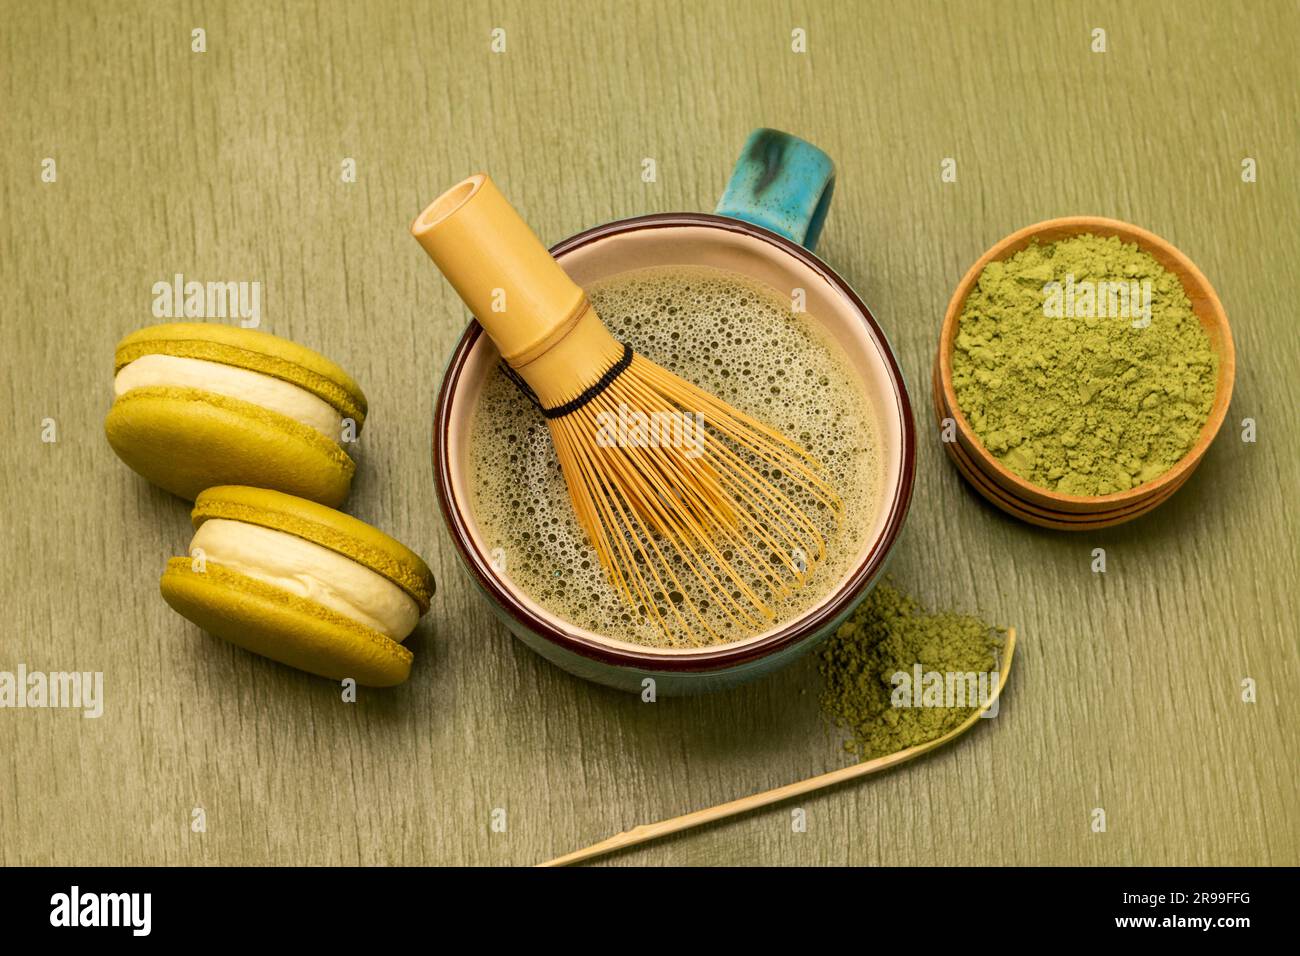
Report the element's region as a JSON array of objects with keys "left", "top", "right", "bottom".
[{"left": 3, "top": 0, "right": 1296, "bottom": 866}]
